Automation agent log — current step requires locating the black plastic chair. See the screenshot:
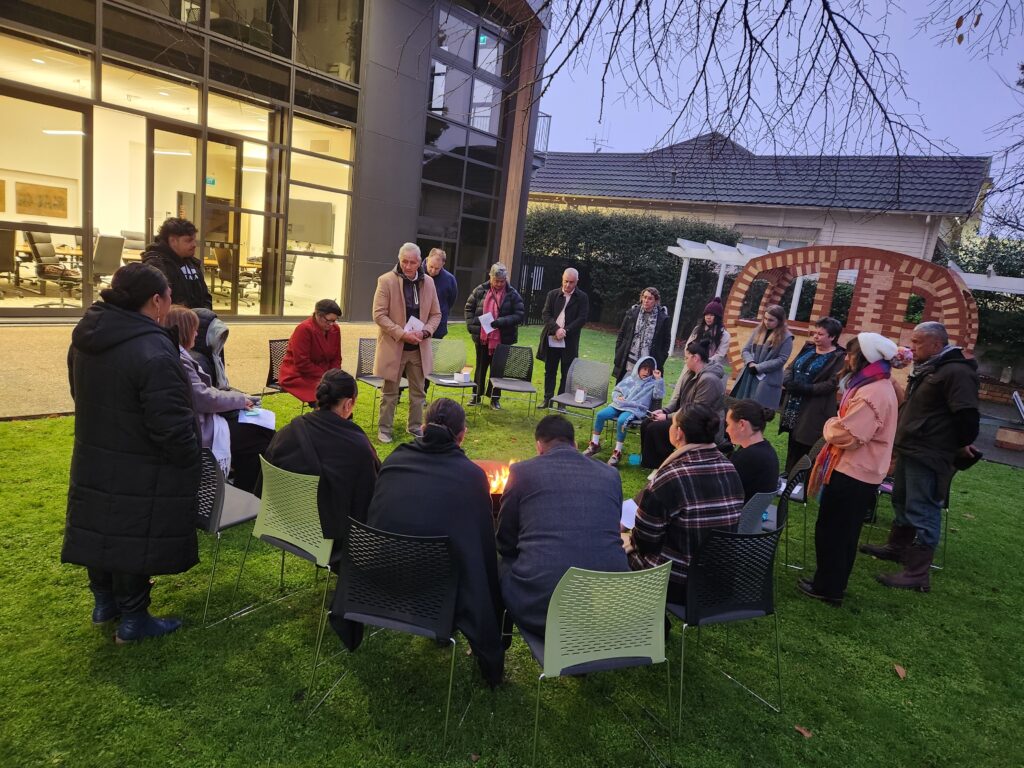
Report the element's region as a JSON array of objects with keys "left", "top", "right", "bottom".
[
  {"left": 863, "top": 470, "right": 954, "bottom": 571},
  {"left": 27, "top": 230, "right": 81, "bottom": 307},
  {"left": 668, "top": 526, "right": 784, "bottom": 724},
  {"left": 355, "top": 337, "right": 407, "bottom": 432},
  {"left": 488, "top": 344, "right": 538, "bottom": 416},
  {"left": 737, "top": 491, "right": 779, "bottom": 534},
  {"left": 335, "top": 519, "right": 459, "bottom": 745},
  {"left": 776, "top": 450, "right": 816, "bottom": 569},
  {"left": 263, "top": 338, "right": 288, "bottom": 396}
]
